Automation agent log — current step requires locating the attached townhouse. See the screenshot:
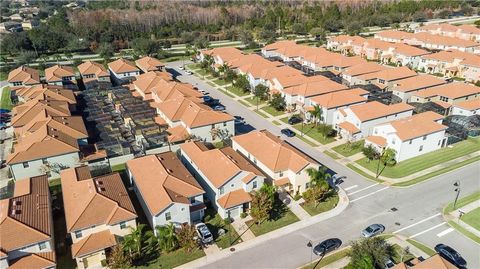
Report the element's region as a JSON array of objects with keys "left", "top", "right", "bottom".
[
  {"left": 333, "top": 101, "right": 414, "bottom": 141},
  {"left": 10, "top": 99, "right": 71, "bottom": 129},
  {"left": 0, "top": 175, "right": 56, "bottom": 269},
  {"left": 108, "top": 58, "right": 141, "bottom": 85},
  {"left": 199, "top": 47, "right": 244, "bottom": 66},
  {"left": 341, "top": 62, "right": 389, "bottom": 86},
  {"left": 126, "top": 151, "right": 206, "bottom": 231},
  {"left": 326, "top": 35, "right": 366, "bottom": 55},
  {"left": 361, "top": 39, "right": 395, "bottom": 61},
  {"left": 180, "top": 141, "right": 266, "bottom": 219},
  {"left": 236, "top": 57, "right": 284, "bottom": 89},
  {"left": 269, "top": 74, "right": 327, "bottom": 96},
  {"left": 404, "top": 32, "right": 480, "bottom": 53},
  {"left": 451, "top": 99, "right": 480, "bottom": 116},
  {"left": 417, "top": 50, "right": 480, "bottom": 81},
  {"left": 77, "top": 61, "right": 111, "bottom": 90},
  {"left": 7, "top": 65, "right": 41, "bottom": 89},
  {"left": 300, "top": 48, "right": 341, "bottom": 74},
  {"left": 281, "top": 79, "right": 349, "bottom": 110},
  {"left": 354, "top": 66, "right": 418, "bottom": 90},
  {"left": 14, "top": 84, "right": 76, "bottom": 105},
  {"left": 262, "top": 65, "right": 304, "bottom": 90},
  {"left": 61, "top": 166, "right": 137, "bottom": 269},
  {"left": 380, "top": 43, "right": 430, "bottom": 68},
  {"left": 392, "top": 253, "right": 461, "bottom": 269},
  {"left": 415, "top": 23, "right": 480, "bottom": 42},
  {"left": 365, "top": 111, "right": 447, "bottom": 162},
  {"left": 131, "top": 71, "right": 174, "bottom": 101},
  {"left": 44, "top": 65, "right": 77, "bottom": 89},
  {"left": 261, "top": 40, "right": 298, "bottom": 59},
  {"left": 135, "top": 56, "right": 165, "bottom": 73},
  {"left": 374, "top": 30, "right": 414, "bottom": 44},
  {"left": 232, "top": 130, "right": 319, "bottom": 194},
  {"left": 389, "top": 74, "right": 447, "bottom": 102}
]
